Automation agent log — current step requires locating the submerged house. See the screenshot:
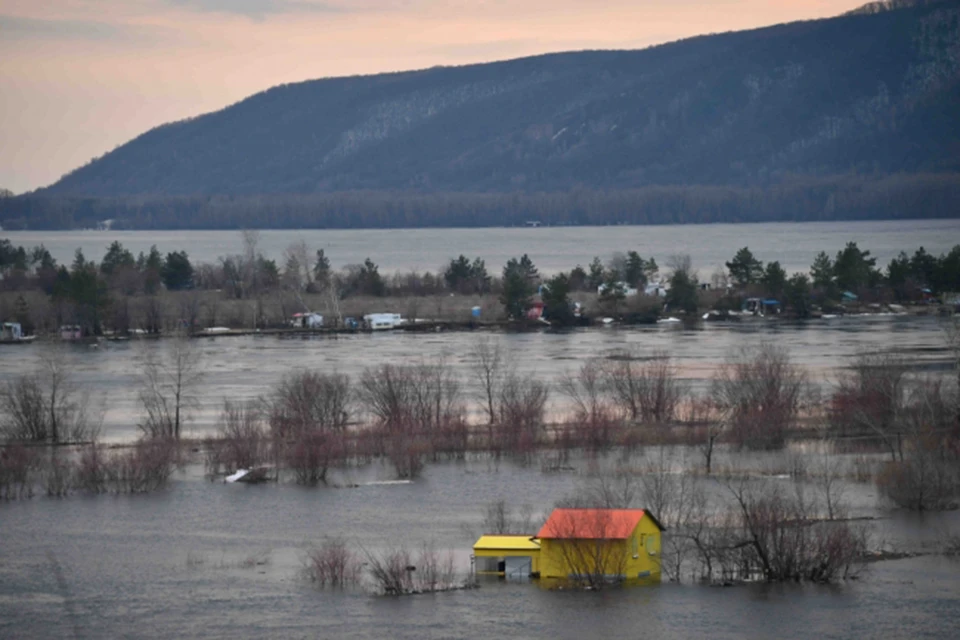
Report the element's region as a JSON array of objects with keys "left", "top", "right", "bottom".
[
  {"left": 536, "top": 508, "right": 664, "bottom": 582},
  {"left": 472, "top": 535, "right": 541, "bottom": 580}
]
